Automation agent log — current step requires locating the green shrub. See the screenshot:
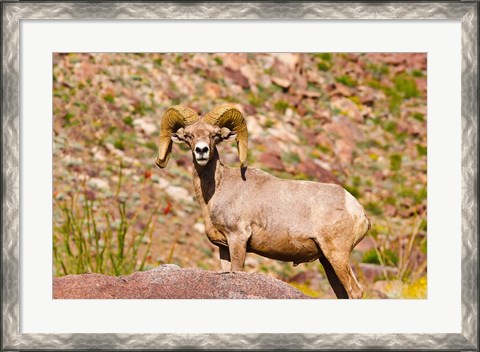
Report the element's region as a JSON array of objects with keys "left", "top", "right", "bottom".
[
  {"left": 53, "top": 164, "right": 160, "bottom": 276},
  {"left": 394, "top": 73, "right": 419, "bottom": 99},
  {"left": 335, "top": 75, "right": 357, "bottom": 87}
]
